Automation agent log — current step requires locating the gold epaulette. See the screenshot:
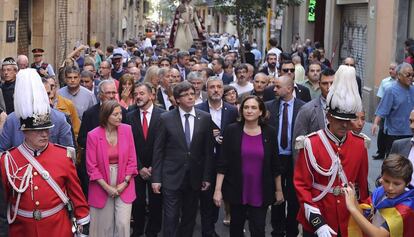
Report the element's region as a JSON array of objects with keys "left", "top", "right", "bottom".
[
  {"left": 351, "top": 132, "right": 371, "bottom": 149},
  {"left": 55, "top": 144, "right": 77, "bottom": 164}
]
